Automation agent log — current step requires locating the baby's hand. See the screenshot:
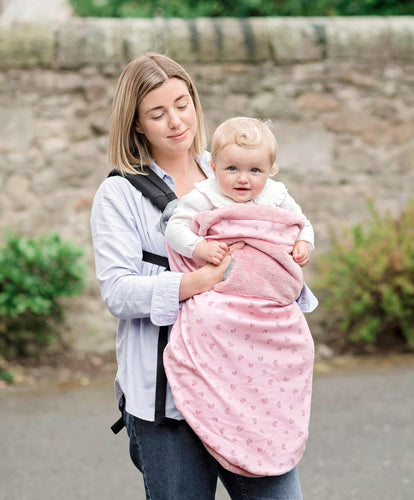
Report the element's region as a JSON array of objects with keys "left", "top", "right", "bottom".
[
  {"left": 292, "top": 240, "right": 311, "bottom": 267},
  {"left": 193, "top": 240, "right": 229, "bottom": 265}
]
